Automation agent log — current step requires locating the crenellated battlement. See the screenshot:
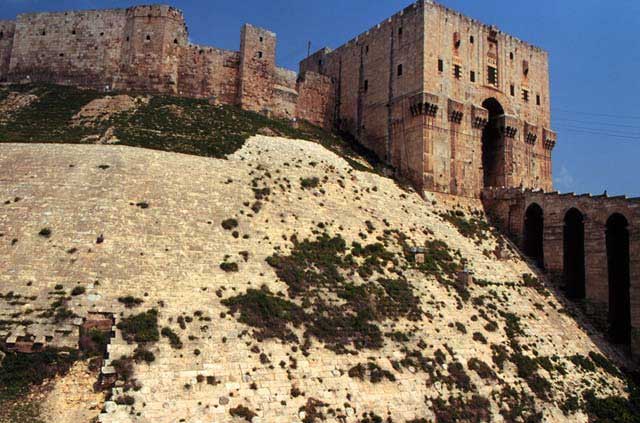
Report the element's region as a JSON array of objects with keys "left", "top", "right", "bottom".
[{"left": 0, "top": 4, "right": 333, "bottom": 126}]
